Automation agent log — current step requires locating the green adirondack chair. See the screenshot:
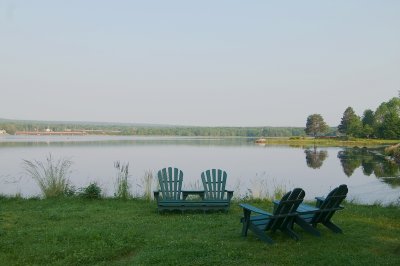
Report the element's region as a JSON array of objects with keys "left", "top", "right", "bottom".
[
  {"left": 201, "top": 169, "right": 234, "bottom": 211},
  {"left": 153, "top": 167, "right": 234, "bottom": 212},
  {"left": 153, "top": 167, "right": 184, "bottom": 212},
  {"left": 296, "top": 184, "right": 348, "bottom": 233},
  {"left": 240, "top": 188, "right": 307, "bottom": 244}
]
